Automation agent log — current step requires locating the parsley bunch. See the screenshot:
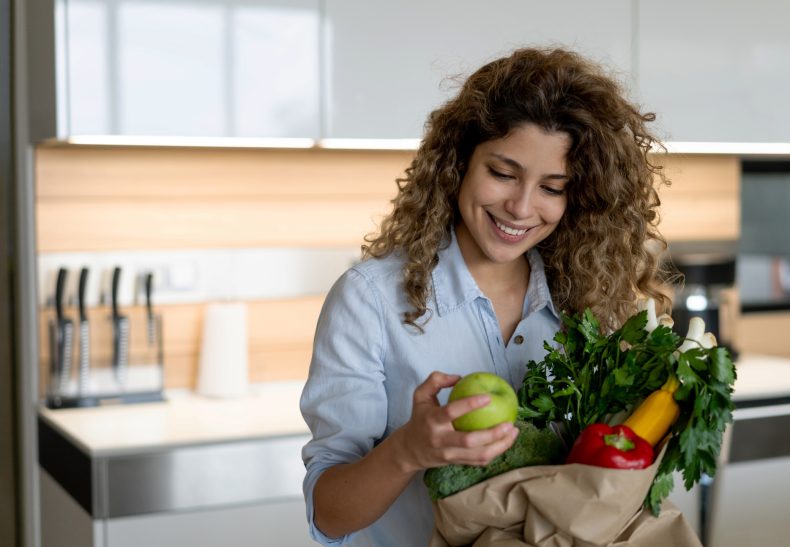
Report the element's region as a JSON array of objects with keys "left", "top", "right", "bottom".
[
  {"left": 518, "top": 308, "right": 736, "bottom": 515},
  {"left": 648, "top": 345, "right": 736, "bottom": 514}
]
